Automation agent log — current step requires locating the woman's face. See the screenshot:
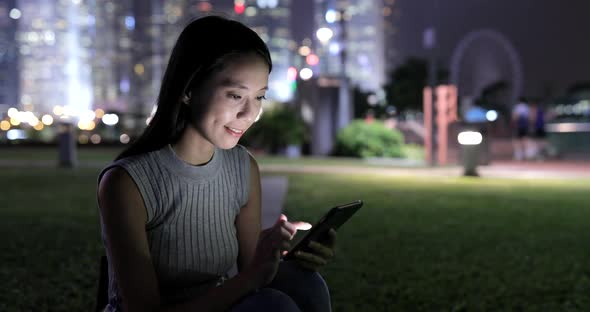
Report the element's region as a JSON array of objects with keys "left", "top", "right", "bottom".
[{"left": 188, "top": 54, "right": 269, "bottom": 150}]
